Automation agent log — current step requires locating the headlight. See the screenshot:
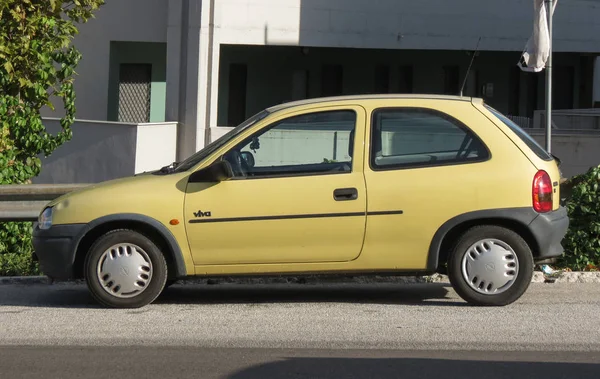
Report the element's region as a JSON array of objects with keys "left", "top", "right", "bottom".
[{"left": 38, "top": 207, "right": 53, "bottom": 230}]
